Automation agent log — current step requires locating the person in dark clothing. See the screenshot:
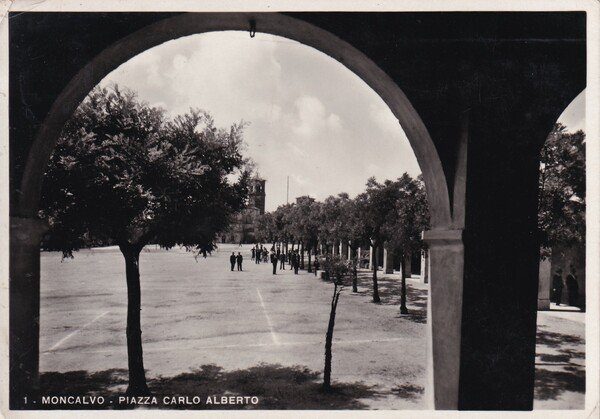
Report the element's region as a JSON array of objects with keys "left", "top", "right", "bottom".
[
  {"left": 271, "top": 251, "right": 278, "bottom": 275},
  {"left": 255, "top": 248, "right": 261, "bottom": 264},
  {"left": 314, "top": 258, "right": 320, "bottom": 276},
  {"left": 552, "top": 268, "right": 564, "bottom": 305},
  {"left": 236, "top": 252, "right": 243, "bottom": 271},
  {"left": 279, "top": 252, "right": 285, "bottom": 270},
  {"left": 230, "top": 252, "right": 236, "bottom": 271},
  {"left": 293, "top": 252, "right": 300, "bottom": 274},
  {"left": 251, "top": 247, "right": 256, "bottom": 261},
  {"left": 566, "top": 266, "right": 579, "bottom": 307}
]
